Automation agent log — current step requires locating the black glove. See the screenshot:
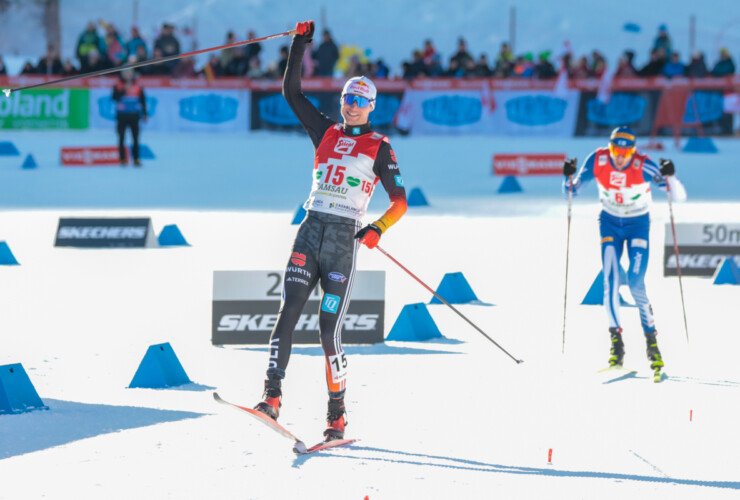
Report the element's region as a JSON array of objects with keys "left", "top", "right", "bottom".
[
  {"left": 294, "top": 21, "right": 315, "bottom": 42},
  {"left": 354, "top": 224, "right": 382, "bottom": 249},
  {"left": 563, "top": 157, "right": 577, "bottom": 177},
  {"left": 659, "top": 158, "right": 675, "bottom": 177}
]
